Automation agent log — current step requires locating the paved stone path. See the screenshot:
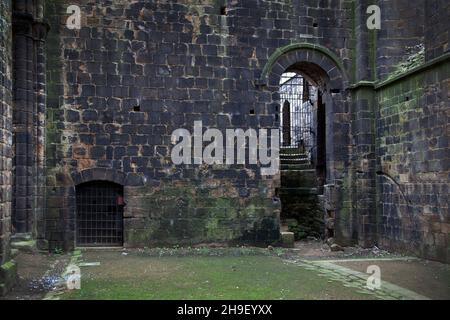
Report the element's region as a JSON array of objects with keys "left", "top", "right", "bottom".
[{"left": 285, "top": 257, "right": 431, "bottom": 300}]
